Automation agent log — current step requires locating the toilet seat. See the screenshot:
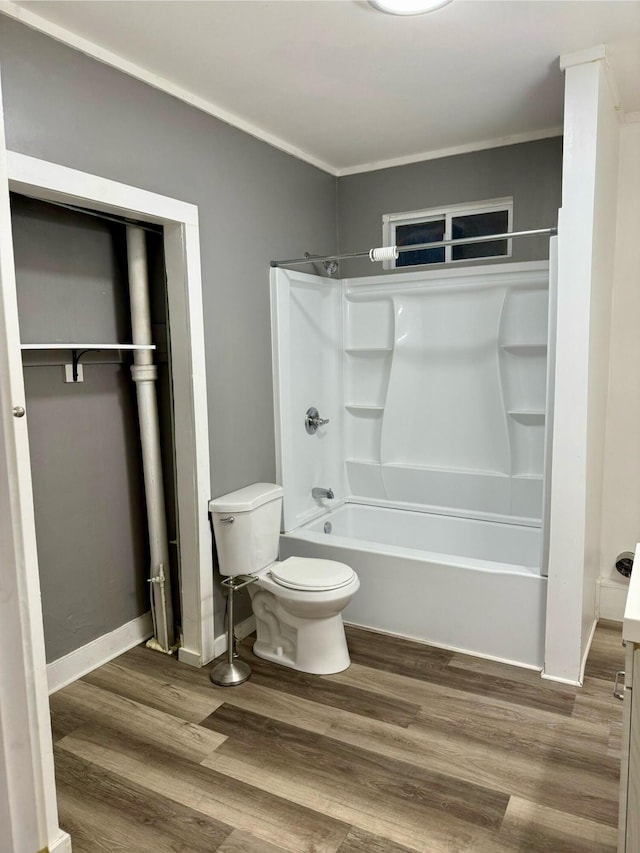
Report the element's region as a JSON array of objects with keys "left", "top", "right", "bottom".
[{"left": 270, "top": 557, "right": 355, "bottom": 592}]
